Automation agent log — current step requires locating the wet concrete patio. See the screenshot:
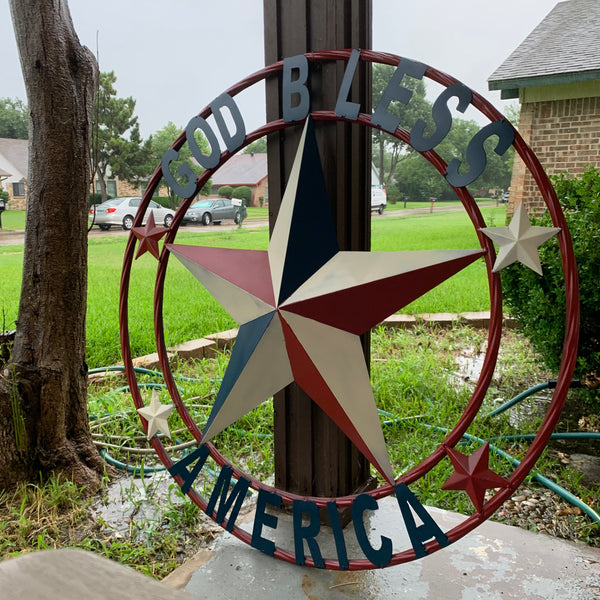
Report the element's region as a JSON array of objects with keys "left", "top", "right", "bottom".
[{"left": 165, "top": 497, "right": 600, "bottom": 600}]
